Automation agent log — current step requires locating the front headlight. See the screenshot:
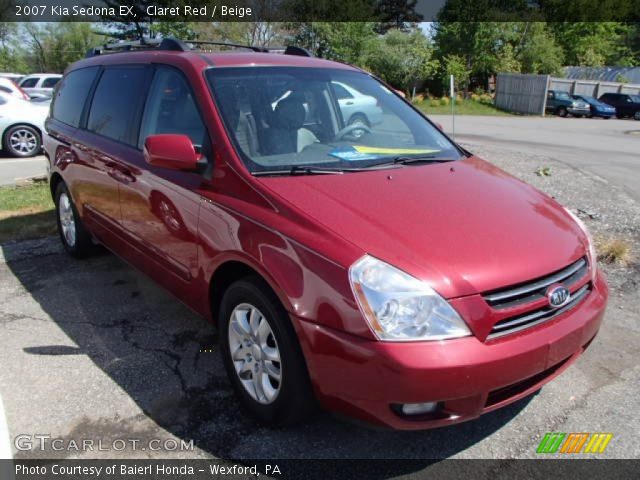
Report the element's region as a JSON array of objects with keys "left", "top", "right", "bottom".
[
  {"left": 349, "top": 255, "right": 471, "bottom": 341},
  {"left": 564, "top": 207, "right": 597, "bottom": 278}
]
